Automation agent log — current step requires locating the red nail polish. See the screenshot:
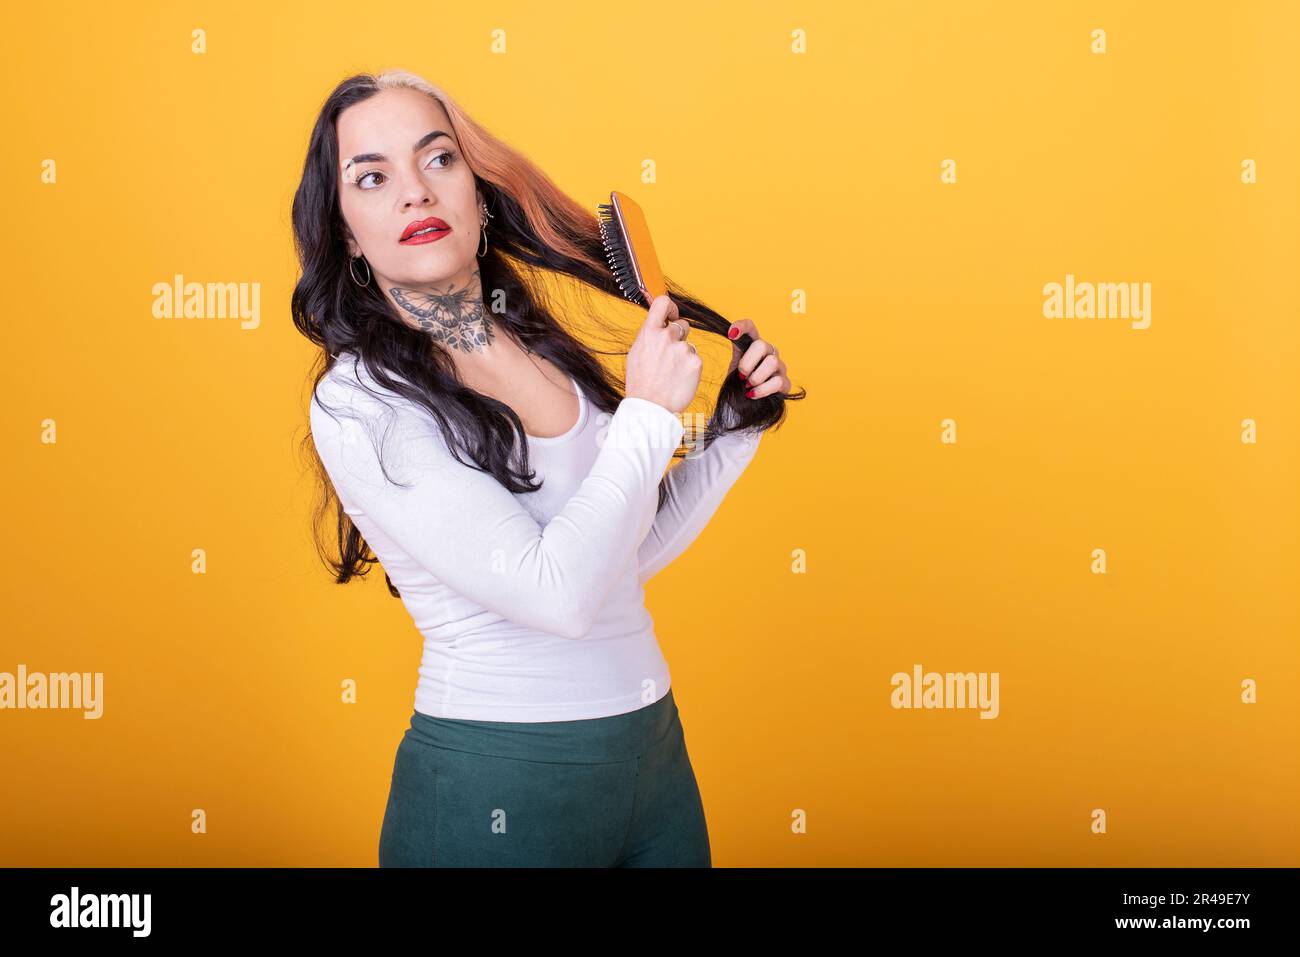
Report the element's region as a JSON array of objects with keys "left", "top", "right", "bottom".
[
  {"left": 727, "top": 327, "right": 740, "bottom": 340},
  {"left": 746, "top": 389, "right": 755, "bottom": 399},
  {"left": 738, "top": 369, "right": 747, "bottom": 380}
]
